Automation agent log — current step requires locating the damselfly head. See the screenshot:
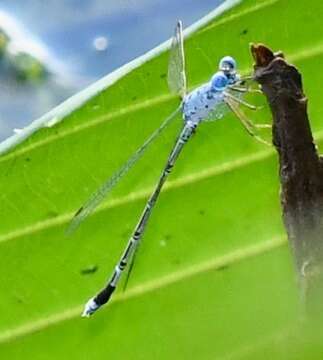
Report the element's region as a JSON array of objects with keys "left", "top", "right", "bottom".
[
  {"left": 219, "top": 56, "right": 237, "bottom": 75},
  {"left": 211, "top": 72, "right": 229, "bottom": 92}
]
